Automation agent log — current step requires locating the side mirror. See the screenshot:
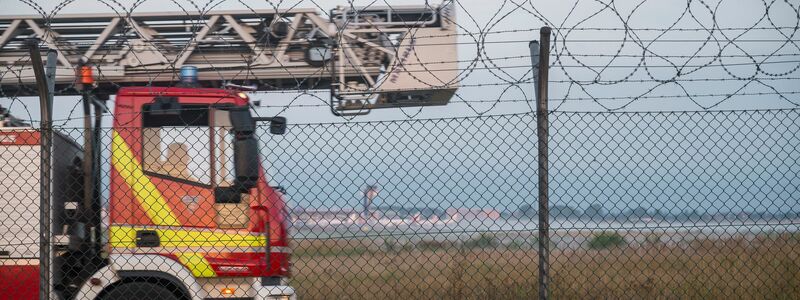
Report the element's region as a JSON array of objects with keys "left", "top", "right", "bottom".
[
  {"left": 233, "top": 137, "right": 259, "bottom": 191},
  {"left": 226, "top": 106, "right": 260, "bottom": 192},
  {"left": 229, "top": 108, "right": 255, "bottom": 134},
  {"left": 270, "top": 116, "right": 287, "bottom": 135}
]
